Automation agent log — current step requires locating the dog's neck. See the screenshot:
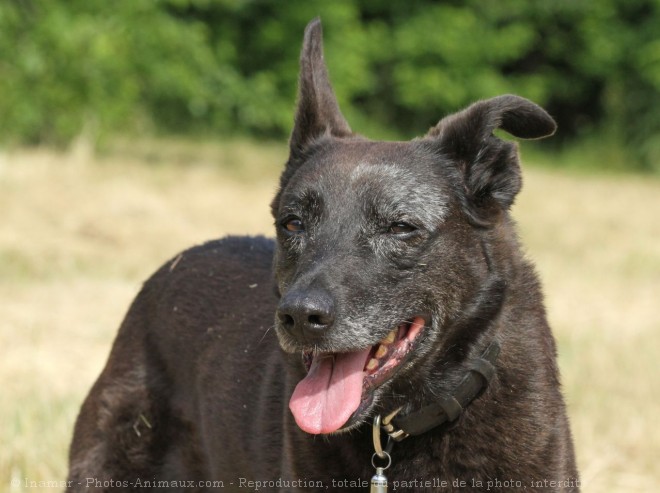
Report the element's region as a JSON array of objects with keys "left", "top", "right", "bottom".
[
  {"left": 381, "top": 340, "right": 501, "bottom": 441},
  {"left": 381, "top": 263, "right": 509, "bottom": 441}
]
